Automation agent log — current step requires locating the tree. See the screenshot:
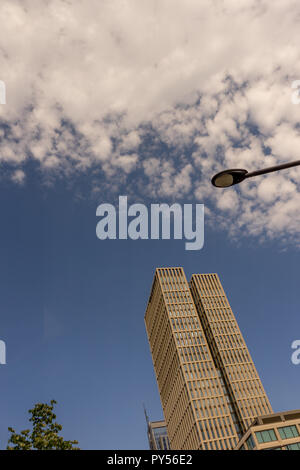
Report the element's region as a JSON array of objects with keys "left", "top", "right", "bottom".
[{"left": 7, "top": 400, "right": 79, "bottom": 450}]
